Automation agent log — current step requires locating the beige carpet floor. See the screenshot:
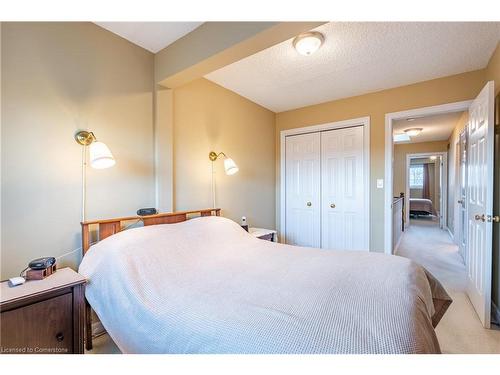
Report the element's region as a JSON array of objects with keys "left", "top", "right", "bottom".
[
  {"left": 87, "top": 218, "right": 500, "bottom": 354},
  {"left": 396, "top": 217, "right": 500, "bottom": 354}
]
